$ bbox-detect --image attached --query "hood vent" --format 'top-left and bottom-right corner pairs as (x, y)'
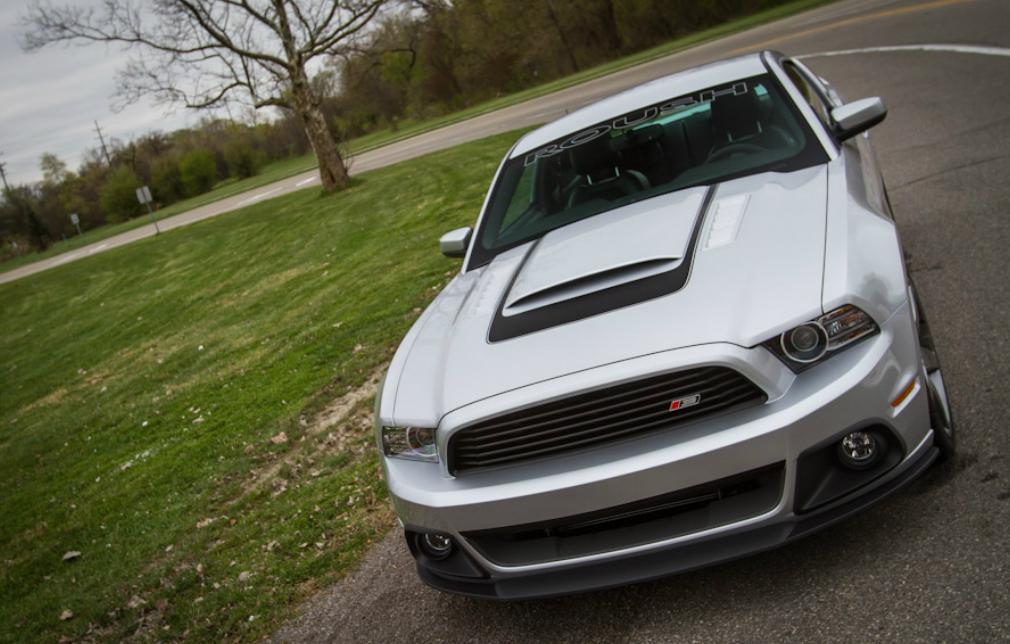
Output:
(503, 257), (681, 316)
(488, 185), (716, 342)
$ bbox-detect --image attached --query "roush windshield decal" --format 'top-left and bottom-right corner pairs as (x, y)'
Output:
(522, 82), (749, 167)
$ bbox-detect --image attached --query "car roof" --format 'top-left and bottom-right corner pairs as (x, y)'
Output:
(510, 53), (769, 158)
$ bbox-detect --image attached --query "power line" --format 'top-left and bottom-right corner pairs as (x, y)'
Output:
(94, 120), (113, 167)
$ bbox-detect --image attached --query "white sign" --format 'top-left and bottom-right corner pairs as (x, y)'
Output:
(69, 213), (80, 225)
(136, 185), (153, 204)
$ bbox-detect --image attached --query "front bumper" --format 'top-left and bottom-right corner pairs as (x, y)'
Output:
(383, 301), (935, 598)
(415, 438), (936, 599)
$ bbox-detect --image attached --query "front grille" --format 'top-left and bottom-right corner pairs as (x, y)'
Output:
(448, 366), (766, 474)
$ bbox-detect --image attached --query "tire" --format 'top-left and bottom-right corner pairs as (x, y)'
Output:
(911, 284), (956, 459)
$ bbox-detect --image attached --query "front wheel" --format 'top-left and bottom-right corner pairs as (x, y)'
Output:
(925, 365), (955, 458)
(913, 285), (956, 459)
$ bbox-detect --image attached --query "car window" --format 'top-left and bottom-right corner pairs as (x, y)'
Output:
(469, 74), (828, 268)
(784, 63), (833, 130)
(500, 165), (536, 230)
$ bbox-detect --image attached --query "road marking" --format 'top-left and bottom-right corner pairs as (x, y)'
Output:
(294, 175), (319, 187)
(235, 186), (284, 207)
(801, 43), (1010, 59)
(732, 0), (974, 53)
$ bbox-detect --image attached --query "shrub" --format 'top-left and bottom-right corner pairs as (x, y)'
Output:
(99, 166), (142, 223)
(179, 149), (217, 197)
(223, 140), (265, 179)
(151, 156), (184, 203)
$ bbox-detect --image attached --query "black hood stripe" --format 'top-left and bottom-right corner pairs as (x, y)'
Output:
(487, 184), (718, 343)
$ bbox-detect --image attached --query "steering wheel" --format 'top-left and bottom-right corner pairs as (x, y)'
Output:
(707, 142), (766, 163)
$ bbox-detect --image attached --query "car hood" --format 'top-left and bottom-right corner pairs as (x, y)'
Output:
(389, 165), (828, 427)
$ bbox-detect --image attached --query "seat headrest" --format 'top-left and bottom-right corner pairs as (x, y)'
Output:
(625, 123), (664, 147)
(710, 92), (764, 142)
(567, 134), (617, 179)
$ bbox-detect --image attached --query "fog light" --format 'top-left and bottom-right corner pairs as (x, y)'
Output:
(837, 431), (881, 469)
(420, 532), (453, 559)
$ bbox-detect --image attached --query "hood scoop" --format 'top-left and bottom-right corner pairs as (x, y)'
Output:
(490, 186), (713, 341)
(503, 257), (681, 316)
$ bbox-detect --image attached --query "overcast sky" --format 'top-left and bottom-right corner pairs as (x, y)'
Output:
(0, 0), (201, 185)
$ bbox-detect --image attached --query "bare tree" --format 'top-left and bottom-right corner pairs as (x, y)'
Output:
(22, 1), (391, 193)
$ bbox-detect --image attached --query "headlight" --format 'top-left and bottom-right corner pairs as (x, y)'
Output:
(381, 426), (438, 462)
(763, 305), (878, 372)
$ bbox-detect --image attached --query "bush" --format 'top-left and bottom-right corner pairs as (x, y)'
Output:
(151, 156), (184, 203)
(223, 140), (265, 179)
(179, 149), (217, 197)
(99, 166), (142, 223)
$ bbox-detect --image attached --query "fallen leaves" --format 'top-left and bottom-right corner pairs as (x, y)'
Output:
(270, 432), (288, 445)
(59, 609), (74, 621)
(62, 551), (81, 562)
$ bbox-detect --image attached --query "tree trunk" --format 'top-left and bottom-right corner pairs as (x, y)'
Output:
(594, 0), (622, 54)
(289, 61), (349, 193)
(545, 0), (580, 73)
(297, 101), (349, 192)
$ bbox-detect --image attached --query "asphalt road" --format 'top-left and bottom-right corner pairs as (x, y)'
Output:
(273, 0), (1010, 642)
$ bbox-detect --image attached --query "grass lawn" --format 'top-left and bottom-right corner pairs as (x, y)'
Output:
(0, 128), (529, 642)
(1, 0), (835, 275)
(0, 155), (321, 273)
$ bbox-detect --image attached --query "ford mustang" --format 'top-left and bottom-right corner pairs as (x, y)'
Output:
(373, 50), (955, 599)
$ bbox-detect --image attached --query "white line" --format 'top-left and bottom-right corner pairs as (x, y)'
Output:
(801, 43), (1010, 60)
(235, 186), (284, 207)
(294, 175), (319, 187)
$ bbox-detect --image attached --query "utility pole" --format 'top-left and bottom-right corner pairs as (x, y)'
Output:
(0, 158), (16, 256)
(0, 157), (10, 194)
(94, 120), (113, 167)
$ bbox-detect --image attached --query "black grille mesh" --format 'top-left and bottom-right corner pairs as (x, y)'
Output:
(449, 366), (766, 474)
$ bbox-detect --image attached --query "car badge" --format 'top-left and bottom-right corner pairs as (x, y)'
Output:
(669, 394), (701, 411)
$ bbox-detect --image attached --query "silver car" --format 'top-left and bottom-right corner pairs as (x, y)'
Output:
(374, 50), (955, 599)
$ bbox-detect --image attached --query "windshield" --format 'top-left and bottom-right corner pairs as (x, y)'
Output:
(469, 74), (827, 268)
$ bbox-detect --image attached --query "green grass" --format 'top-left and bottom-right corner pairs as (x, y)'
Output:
(0, 128), (529, 642)
(0, 155), (321, 273)
(1, 0), (835, 275)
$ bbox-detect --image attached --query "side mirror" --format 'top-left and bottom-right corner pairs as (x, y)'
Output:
(831, 97), (887, 142)
(439, 226), (472, 258)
